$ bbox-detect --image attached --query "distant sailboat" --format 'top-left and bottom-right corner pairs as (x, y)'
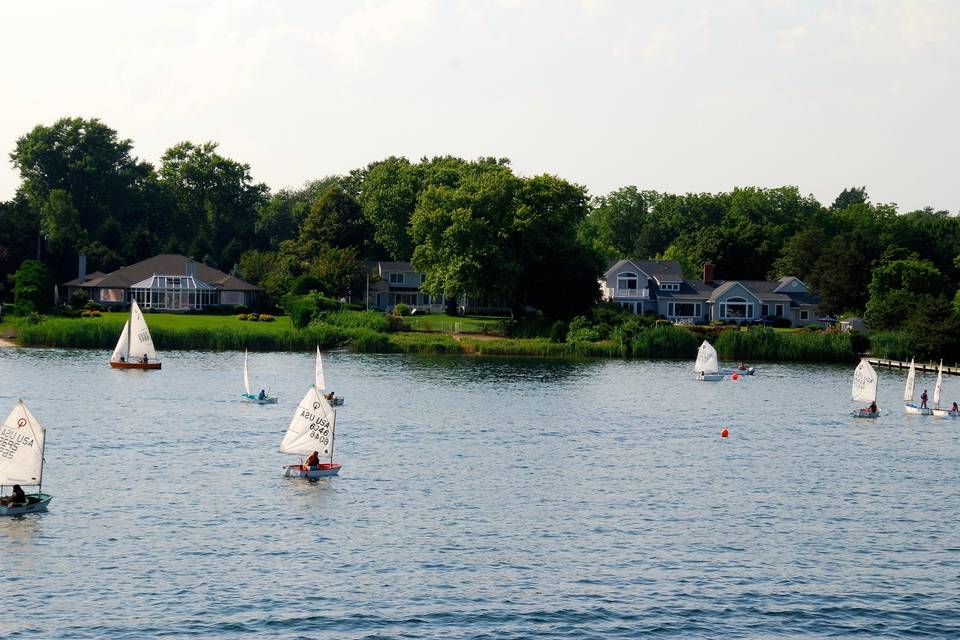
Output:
(0, 400), (52, 516)
(241, 350), (278, 404)
(110, 299), (160, 369)
(280, 385), (341, 477)
(695, 340), (723, 381)
(316, 347), (344, 406)
(903, 358), (931, 415)
(931, 360), (958, 417)
(851, 359), (880, 418)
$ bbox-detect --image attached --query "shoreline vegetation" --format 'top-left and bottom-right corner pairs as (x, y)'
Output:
(4, 310), (876, 363)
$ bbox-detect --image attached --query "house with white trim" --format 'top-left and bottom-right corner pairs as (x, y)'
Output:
(601, 259), (819, 326)
(363, 261), (512, 314)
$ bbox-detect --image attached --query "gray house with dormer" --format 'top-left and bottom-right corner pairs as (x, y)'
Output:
(601, 259), (819, 327)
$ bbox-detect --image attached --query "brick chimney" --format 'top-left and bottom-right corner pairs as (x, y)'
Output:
(702, 262), (714, 284)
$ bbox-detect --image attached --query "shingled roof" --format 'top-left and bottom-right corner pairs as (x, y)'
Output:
(65, 254), (259, 291)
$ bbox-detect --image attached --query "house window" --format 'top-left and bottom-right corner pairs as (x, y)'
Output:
(761, 304), (769, 317)
(100, 288), (125, 302)
(800, 310), (809, 320)
(389, 272), (405, 284)
(775, 304), (784, 317)
(723, 297), (753, 320)
(616, 272), (639, 295)
(672, 302), (696, 317)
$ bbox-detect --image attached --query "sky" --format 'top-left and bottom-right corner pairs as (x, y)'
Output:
(1, 0), (958, 212)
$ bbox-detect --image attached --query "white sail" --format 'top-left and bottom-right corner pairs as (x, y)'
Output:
(0, 400), (46, 486)
(851, 360), (878, 403)
(129, 299), (157, 362)
(934, 360), (944, 407)
(279, 386), (336, 460)
(694, 340), (719, 374)
(243, 350), (251, 395)
(315, 346), (326, 392)
(904, 358), (916, 402)
(110, 320), (130, 362)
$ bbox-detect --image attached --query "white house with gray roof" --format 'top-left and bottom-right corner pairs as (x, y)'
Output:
(601, 259), (819, 327)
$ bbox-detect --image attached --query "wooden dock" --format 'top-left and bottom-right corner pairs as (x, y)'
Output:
(867, 359), (960, 376)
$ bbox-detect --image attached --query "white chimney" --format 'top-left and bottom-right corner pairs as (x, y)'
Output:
(78, 254), (87, 284)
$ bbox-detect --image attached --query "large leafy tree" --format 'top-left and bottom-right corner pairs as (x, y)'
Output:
(13, 259), (54, 315)
(865, 257), (949, 329)
(159, 141), (268, 268)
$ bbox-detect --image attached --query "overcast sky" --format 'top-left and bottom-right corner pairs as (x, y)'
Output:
(2, 0), (958, 212)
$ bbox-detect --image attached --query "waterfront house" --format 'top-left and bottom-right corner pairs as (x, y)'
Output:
(601, 259), (819, 327)
(363, 261), (510, 314)
(62, 254), (260, 310)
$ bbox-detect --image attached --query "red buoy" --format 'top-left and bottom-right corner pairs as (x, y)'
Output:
(732, 373), (739, 380)
(721, 428), (729, 438)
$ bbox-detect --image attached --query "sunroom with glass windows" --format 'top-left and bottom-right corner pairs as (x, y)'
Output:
(129, 275), (219, 311)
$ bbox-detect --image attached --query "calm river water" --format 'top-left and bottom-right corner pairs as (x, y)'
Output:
(2, 348), (959, 638)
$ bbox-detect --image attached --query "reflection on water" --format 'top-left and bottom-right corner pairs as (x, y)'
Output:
(2, 347), (959, 639)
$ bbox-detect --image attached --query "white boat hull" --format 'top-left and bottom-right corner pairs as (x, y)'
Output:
(0, 493), (52, 516)
(931, 408), (959, 418)
(283, 463), (341, 478)
(242, 394), (278, 405)
(904, 402), (932, 416)
(697, 373), (723, 382)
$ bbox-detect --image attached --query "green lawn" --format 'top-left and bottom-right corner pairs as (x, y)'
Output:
(401, 314), (504, 335)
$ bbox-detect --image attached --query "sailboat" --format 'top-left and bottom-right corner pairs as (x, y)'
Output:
(903, 358), (931, 415)
(851, 359), (880, 418)
(241, 349), (278, 404)
(931, 360), (958, 417)
(279, 385), (341, 477)
(316, 347), (344, 406)
(695, 340), (723, 381)
(109, 299), (160, 369)
(0, 400), (52, 516)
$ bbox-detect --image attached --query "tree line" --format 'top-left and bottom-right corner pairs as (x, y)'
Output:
(2, 117), (959, 344)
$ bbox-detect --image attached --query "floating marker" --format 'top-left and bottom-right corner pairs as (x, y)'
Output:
(732, 373), (739, 380)
(720, 428), (729, 438)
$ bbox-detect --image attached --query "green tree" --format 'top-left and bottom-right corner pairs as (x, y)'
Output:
(13, 259), (54, 315)
(831, 186), (868, 210)
(356, 156), (422, 260)
(865, 258), (948, 329)
(310, 246), (363, 298)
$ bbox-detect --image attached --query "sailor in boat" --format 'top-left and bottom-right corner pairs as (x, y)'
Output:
(258, 389), (266, 401)
(867, 401), (878, 415)
(0, 484), (26, 507)
(305, 450), (320, 471)
(921, 389), (929, 409)
(324, 391), (335, 402)
(738, 362), (749, 371)
(141, 353), (149, 364)
(953, 402), (959, 413)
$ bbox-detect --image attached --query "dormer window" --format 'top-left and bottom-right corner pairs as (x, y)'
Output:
(659, 282), (680, 291)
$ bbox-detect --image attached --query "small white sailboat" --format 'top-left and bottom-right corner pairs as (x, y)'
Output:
(241, 350), (278, 404)
(930, 360), (958, 417)
(280, 385), (341, 477)
(851, 359), (880, 418)
(903, 358), (932, 415)
(695, 340), (723, 381)
(0, 400), (52, 516)
(110, 299), (160, 369)
(316, 346), (344, 406)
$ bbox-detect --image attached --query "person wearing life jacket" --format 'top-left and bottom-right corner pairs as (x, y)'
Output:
(305, 451), (320, 471)
(0, 484), (26, 506)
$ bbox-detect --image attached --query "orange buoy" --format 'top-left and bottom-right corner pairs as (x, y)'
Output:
(732, 373), (739, 380)
(720, 428), (729, 438)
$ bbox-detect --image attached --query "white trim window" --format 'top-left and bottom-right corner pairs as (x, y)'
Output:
(616, 272), (639, 296)
(775, 303), (784, 317)
(659, 282), (681, 291)
(800, 310), (809, 321)
(389, 272), (405, 284)
(722, 297), (753, 320)
(668, 302), (701, 317)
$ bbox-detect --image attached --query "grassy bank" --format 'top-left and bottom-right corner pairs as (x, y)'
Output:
(10, 311), (861, 363)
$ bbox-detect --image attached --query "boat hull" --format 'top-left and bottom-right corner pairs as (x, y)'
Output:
(697, 373), (723, 382)
(720, 368), (755, 376)
(328, 397), (345, 407)
(0, 493), (52, 516)
(852, 409), (880, 419)
(110, 361), (161, 370)
(931, 408), (959, 418)
(283, 463), (341, 478)
(904, 402), (932, 416)
(242, 394), (278, 404)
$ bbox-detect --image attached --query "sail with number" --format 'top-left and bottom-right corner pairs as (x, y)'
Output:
(110, 320), (130, 362)
(243, 350), (251, 395)
(852, 360), (878, 403)
(128, 299), (156, 361)
(315, 347), (326, 392)
(694, 341), (719, 374)
(934, 360), (944, 407)
(280, 386), (336, 461)
(0, 400), (45, 486)
(904, 358), (916, 402)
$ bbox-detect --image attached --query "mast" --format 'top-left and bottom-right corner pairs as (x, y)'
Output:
(329, 410), (336, 464)
(125, 307), (132, 360)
